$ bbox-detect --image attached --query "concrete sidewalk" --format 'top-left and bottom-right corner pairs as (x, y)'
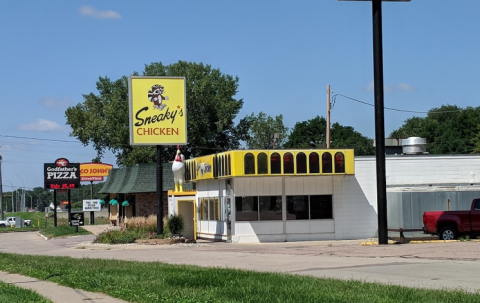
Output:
(0, 271), (127, 303)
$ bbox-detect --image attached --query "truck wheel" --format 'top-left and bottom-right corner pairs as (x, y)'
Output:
(439, 226), (457, 240)
(0, 224), (4, 228)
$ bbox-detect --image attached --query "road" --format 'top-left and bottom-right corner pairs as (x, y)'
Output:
(1, 231), (480, 293)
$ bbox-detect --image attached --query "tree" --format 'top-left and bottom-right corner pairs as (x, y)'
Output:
(65, 61), (248, 165)
(390, 105), (480, 154)
(243, 112), (289, 149)
(284, 116), (375, 155)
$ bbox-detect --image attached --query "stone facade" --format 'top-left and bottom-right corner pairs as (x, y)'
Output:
(135, 192), (168, 217)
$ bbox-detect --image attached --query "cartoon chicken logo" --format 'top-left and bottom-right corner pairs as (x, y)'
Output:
(148, 84), (169, 110)
(172, 145), (185, 192)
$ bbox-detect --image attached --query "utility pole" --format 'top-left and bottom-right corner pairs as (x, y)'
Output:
(326, 85), (331, 149)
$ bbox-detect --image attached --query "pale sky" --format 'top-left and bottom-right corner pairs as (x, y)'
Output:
(1, 1), (479, 190)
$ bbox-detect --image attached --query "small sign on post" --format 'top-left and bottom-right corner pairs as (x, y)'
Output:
(69, 212), (84, 227)
(83, 199), (101, 212)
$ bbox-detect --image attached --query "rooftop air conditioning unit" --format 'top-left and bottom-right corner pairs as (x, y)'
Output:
(401, 137), (428, 155)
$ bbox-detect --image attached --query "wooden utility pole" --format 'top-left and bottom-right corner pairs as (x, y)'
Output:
(326, 85), (331, 149)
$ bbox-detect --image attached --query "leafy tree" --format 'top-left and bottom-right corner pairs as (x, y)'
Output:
(243, 112), (289, 149)
(390, 105), (480, 154)
(284, 116), (375, 155)
(65, 61), (248, 165)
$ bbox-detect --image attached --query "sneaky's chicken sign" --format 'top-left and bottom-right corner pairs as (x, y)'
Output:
(129, 77), (187, 145)
(44, 158), (81, 189)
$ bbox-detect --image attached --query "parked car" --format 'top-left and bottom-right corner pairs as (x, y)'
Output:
(423, 198), (480, 240)
(0, 217), (31, 227)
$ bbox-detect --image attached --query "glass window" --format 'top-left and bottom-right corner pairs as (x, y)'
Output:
(283, 152), (294, 174)
(310, 195), (333, 219)
(271, 153), (281, 174)
(475, 199), (480, 210)
(209, 198), (219, 220)
(257, 153), (268, 174)
(286, 196), (309, 220)
(322, 152), (332, 174)
(235, 196), (258, 221)
(309, 152), (319, 174)
(287, 195), (333, 220)
(201, 198), (208, 220)
(296, 152), (307, 174)
(244, 153), (255, 175)
(334, 152), (345, 173)
(259, 196), (282, 221)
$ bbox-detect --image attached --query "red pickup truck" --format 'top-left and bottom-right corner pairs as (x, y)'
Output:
(423, 199), (480, 240)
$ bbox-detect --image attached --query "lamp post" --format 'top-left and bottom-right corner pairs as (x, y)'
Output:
(3, 180), (14, 213)
(12, 173), (26, 212)
(337, 0), (410, 244)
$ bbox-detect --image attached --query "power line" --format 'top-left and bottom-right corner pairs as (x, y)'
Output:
(332, 93), (469, 114)
(0, 135), (81, 143)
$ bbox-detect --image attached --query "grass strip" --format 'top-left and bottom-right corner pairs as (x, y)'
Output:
(0, 253), (479, 303)
(0, 280), (52, 303)
(39, 225), (91, 239)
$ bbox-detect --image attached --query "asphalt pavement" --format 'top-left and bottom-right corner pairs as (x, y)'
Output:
(1, 226), (480, 303)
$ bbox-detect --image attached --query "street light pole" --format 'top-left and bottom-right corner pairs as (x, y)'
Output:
(3, 180), (14, 213)
(12, 173), (26, 212)
(338, 0), (410, 245)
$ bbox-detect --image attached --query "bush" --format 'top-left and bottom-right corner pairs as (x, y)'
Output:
(125, 215), (157, 233)
(167, 215), (184, 235)
(93, 229), (139, 244)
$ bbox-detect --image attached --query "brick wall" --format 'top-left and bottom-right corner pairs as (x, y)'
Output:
(135, 192), (168, 217)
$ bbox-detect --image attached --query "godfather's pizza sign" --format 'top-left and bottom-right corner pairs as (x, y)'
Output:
(44, 158), (81, 190)
(128, 77), (187, 145)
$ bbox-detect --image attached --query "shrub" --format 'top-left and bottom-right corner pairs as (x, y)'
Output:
(93, 229), (139, 244)
(167, 215), (184, 235)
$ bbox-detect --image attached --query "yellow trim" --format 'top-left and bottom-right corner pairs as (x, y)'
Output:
(176, 199), (197, 240)
(185, 149), (355, 181)
(168, 190), (197, 196)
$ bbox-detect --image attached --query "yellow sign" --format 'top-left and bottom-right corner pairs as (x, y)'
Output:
(80, 163), (113, 181)
(129, 77), (187, 145)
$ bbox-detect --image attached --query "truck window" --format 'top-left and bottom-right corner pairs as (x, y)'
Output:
(475, 199), (480, 210)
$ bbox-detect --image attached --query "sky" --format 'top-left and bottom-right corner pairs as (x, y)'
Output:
(0, 0), (479, 191)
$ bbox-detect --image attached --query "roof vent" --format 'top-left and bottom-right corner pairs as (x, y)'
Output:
(401, 137), (428, 155)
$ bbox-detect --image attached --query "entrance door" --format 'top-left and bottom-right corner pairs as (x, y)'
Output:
(178, 200), (195, 239)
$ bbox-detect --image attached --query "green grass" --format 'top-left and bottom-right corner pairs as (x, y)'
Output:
(0, 280), (52, 303)
(39, 225), (91, 239)
(0, 253), (479, 303)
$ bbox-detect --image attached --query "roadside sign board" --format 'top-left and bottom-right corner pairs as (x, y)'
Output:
(44, 158), (80, 190)
(69, 212), (84, 226)
(45, 207), (50, 218)
(128, 76), (187, 145)
(80, 163), (113, 181)
(83, 199), (101, 212)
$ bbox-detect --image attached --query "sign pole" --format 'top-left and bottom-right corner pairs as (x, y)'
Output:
(156, 145), (164, 235)
(53, 190), (57, 227)
(90, 181), (94, 225)
(67, 189), (71, 227)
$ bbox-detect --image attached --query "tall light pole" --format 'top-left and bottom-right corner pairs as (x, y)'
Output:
(338, 0), (410, 244)
(13, 173), (26, 212)
(3, 180), (14, 213)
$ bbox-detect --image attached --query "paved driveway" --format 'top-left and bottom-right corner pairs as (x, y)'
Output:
(1, 231), (480, 293)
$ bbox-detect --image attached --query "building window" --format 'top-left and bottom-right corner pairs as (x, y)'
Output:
(283, 152), (294, 174)
(310, 195), (333, 219)
(287, 195), (333, 220)
(271, 153), (281, 174)
(235, 196), (282, 221)
(235, 196), (258, 221)
(296, 152), (307, 174)
(334, 152), (345, 173)
(244, 153), (255, 175)
(209, 198), (220, 220)
(322, 152), (332, 173)
(257, 153), (268, 174)
(309, 152), (319, 174)
(259, 196), (282, 221)
(201, 198), (208, 220)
